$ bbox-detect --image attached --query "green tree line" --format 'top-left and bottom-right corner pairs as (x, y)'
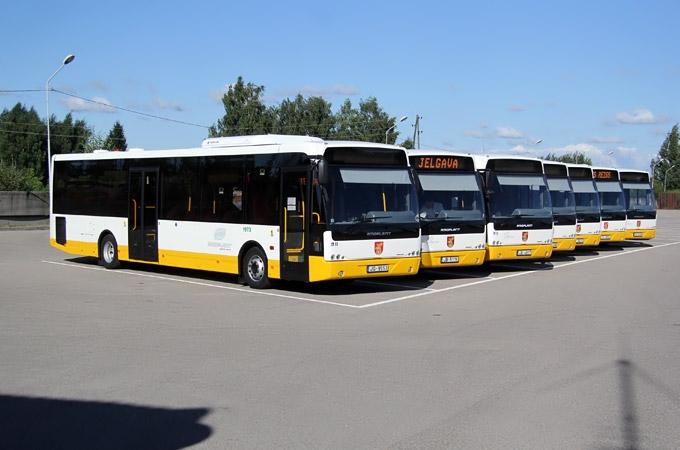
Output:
(0, 102), (127, 190)
(210, 76), (411, 145)
(651, 124), (680, 191)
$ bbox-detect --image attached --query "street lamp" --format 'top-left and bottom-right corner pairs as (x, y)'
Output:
(664, 164), (677, 192)
(385, 115), (408, 144)
(46, 54), (75, 184)
(651, 157), (668, 189)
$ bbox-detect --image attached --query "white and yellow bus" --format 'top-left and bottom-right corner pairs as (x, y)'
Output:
(474, 156), (553, 261)
(543, 161), (577, 252)
(408, 151), (486, 268)
(592, 167), (627, 243)
(620, 169), (657, 240)
(566, 164), (601, 246)
(50, 135), (422, 288)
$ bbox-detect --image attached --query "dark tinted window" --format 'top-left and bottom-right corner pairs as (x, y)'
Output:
(246, 159), (280, 225)
(161, 157), (200, 221)
(200, 156), (244, 223)
(53, 159), (127, 216)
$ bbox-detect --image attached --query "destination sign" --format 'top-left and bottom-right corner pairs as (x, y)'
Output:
(620, 171), (649, 183)
(567, 167), (592, 180)
(409, 156), (473, 171)
(593, 169), (618, 180)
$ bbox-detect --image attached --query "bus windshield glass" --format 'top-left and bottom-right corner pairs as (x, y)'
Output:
(622, 182), (656, 211)
(595, 180), (626, 212)
(487, 174), (552, 219)
(571, 179), (600, 214)
(546, 177), (576, 216)
(325, 167), (418, 224)
(416, 173), (484, 221)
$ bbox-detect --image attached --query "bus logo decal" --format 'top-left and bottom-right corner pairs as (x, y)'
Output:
(637, 220), (641, 227)
(522, 231), (528, 242)
(576, 224), (582, 233)
(604, 222), (609, 230)
(374, 241), (384, 255)
(447, 236), (455, 248)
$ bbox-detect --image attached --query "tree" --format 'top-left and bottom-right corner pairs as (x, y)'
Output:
(400, 138), (414, 149)
(331, 97), (399, 143)
(543, 152), (592, 166)
(0, 103), (46, 183)
(209, 77), (273, 137)
(271, 95), (334, 138)
(651, 124), (680, 190)
(104, 121), (127, 151)
(0, 161), (43, 191)
(50, 113), (92, 155)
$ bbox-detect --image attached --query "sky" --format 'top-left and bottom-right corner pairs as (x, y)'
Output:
(1, 0), (679, 170)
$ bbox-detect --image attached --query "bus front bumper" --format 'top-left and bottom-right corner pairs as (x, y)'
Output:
(575, 234), (600, 247)
(485, 244), (553, 261)
(552, 238), (577, 252)
(599, 231), (627, 243)
(420, 249), (486, 268)
(308, 256), (421, 282)
(625, 228), (656, 240)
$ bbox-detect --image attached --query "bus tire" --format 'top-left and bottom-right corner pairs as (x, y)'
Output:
(99, 234), (121, 269)
(243, 247), (271, 289)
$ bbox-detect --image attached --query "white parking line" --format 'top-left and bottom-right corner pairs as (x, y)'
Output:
(354, 279), (438, 291)
(356, 241), (680, 309)
(41, 260), (362, 309)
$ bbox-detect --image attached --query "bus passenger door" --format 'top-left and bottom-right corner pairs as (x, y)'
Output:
(280, 169), (309, 281)
(128, 168), (159, 262)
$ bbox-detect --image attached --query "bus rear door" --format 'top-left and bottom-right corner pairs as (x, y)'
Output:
(280, 168), (310, 281)
(128, 167), (159, 262)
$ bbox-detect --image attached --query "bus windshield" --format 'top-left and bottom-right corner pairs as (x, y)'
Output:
(622, 182), (656, 211)
(416, 173), (484, 221)
(487, 173), (552, 219)
(571, 179), (600, 214)
(325, 167), (418, 224)
(546, 177), (576, 216)
(596, 180), (626, 212)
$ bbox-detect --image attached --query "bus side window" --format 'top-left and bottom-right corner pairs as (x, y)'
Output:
(162, 157), (199, 221)
(200, 156), (244, 223)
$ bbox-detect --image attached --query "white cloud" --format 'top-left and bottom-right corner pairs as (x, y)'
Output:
(509, 144), (533, 154)
(296, 84), (360, 97)
(615, 108), (667, 124)
(496, 126), (523, 139)
(588, 136), (624, 144)
(62, 96), (116, 113)
(549, 143), (616, 167)
(464, 130), (484, 138)
(616, 146), (637, 157)
(508, 104), (528, 112)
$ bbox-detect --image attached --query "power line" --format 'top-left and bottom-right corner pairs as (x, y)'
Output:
(0, 128), (126, 141)
(52, 89), (210, 129)
(0, 89), (46, 93)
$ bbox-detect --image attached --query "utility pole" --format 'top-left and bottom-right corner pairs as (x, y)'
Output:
(412, 115), (422, 149)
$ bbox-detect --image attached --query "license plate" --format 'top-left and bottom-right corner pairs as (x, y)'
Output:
(601, 235), (611, 240)
(634, 232), (643, 237)
(576, 238), (584, 244)
(516, 249), (532, 256)
(367, 264), (389, 273)
(440, 256), (459, 264)
(552, 243), (558, 249)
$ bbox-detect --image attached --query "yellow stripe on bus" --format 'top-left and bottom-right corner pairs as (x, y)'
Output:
(308, 256), (420, 282)
(625, 229), (656, 240)
(420, 249), (486, 268)
(485, 244), (553, 261)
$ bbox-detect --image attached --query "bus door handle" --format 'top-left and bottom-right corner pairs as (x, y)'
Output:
(132, 199), (138, 230)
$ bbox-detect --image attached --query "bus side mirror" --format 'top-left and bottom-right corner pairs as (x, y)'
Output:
(318, 160), (328, 184)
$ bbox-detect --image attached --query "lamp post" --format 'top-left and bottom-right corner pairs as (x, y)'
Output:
(385, 116), (408, 144)
(651, 157), (667, 189)
(664, 164), (677, 192)
(46, 54), (75, 184)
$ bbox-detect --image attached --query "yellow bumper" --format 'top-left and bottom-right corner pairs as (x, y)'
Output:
(625, 229), (656, 240)
(575, 234), (600, 247)
(308, 256), (420, 282)
(552, 237), (577, 252)
(485, 244), (553, 261)
(599, 230), (627, 243)
(420, 249), (486, 268)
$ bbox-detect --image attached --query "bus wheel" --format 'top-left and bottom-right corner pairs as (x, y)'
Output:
(99, 234), (121, 269)
(243, 247), (271, 289)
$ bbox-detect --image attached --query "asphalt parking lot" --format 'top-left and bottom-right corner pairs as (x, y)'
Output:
(2, 211), (680, 449)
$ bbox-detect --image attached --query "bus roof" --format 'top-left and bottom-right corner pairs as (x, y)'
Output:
(405, 149), (472, 158)
(53, 135), (407, 162)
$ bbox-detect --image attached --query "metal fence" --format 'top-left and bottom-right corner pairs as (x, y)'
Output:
(656, 192), (680, 209)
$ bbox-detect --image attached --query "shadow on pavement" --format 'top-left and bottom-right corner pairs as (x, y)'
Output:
(0, 394), (211, 450)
